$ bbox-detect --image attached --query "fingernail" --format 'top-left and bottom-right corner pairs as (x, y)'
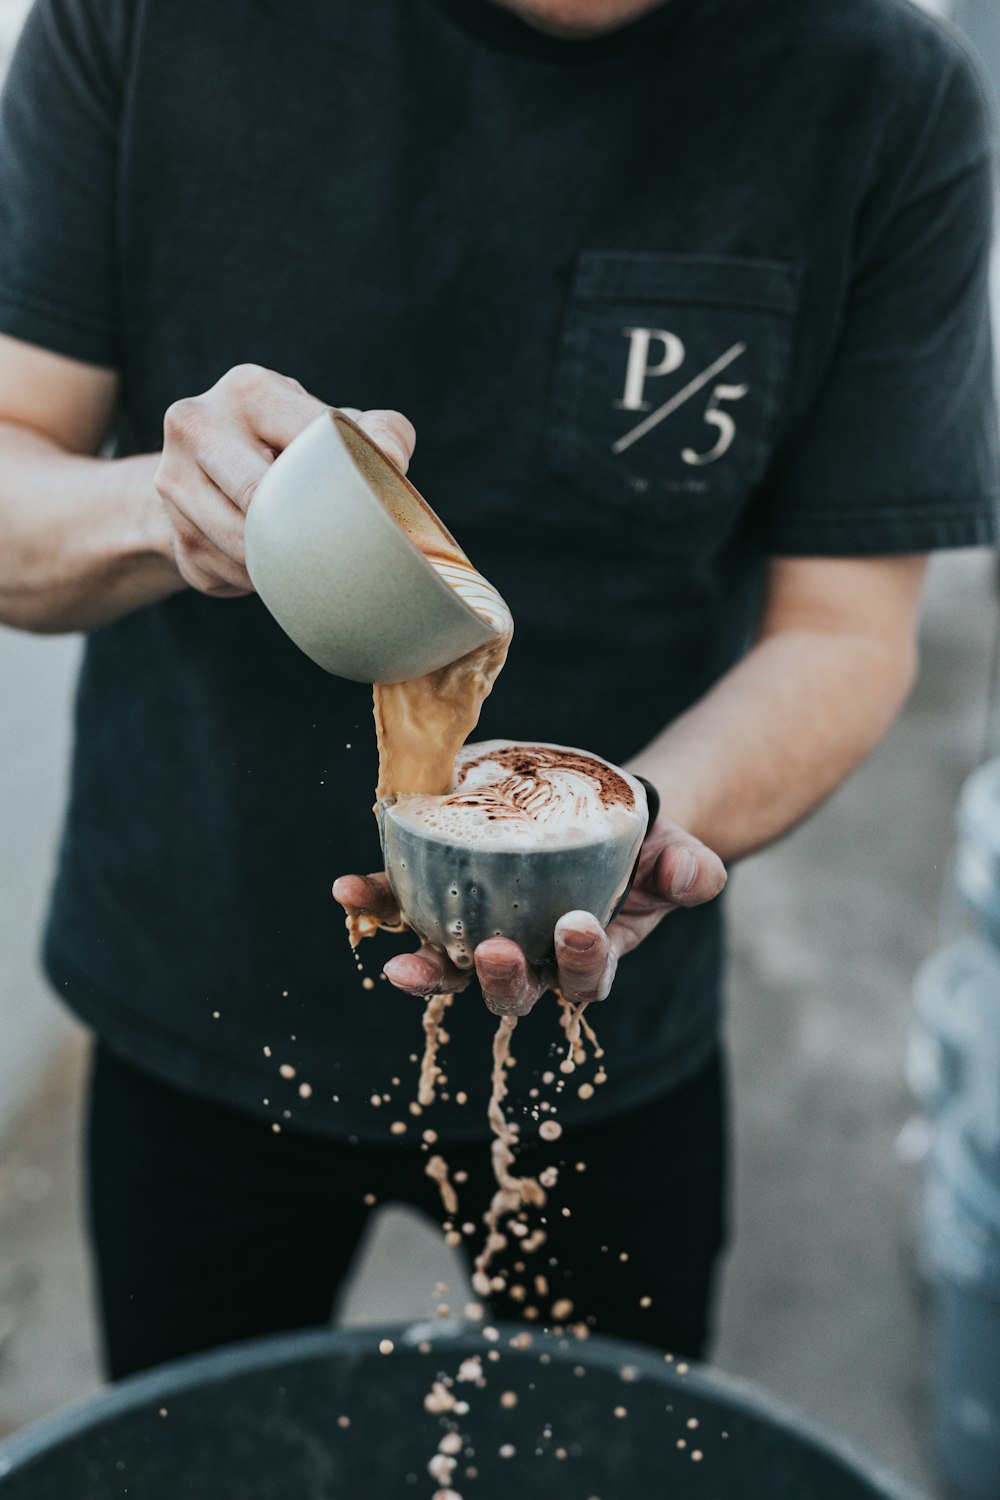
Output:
(384, 956), (434, 987)
(673, 848), (698, 895)
(562, 932), (596, 953)
(485, 993), (534, 1018)
(479, 959), (517, 980)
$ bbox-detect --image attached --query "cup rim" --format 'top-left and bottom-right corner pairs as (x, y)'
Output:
(378, 742), (650, 853)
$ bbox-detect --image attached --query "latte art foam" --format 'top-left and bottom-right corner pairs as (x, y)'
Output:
(426, 553), (511, 640)
(387, 741), (647, 851)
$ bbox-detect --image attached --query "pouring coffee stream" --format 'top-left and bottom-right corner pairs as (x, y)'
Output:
(246, 403), (650, 1147)
(373, 552), (513, 804)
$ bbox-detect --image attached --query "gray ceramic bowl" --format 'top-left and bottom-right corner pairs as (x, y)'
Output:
(377, 756), (651, 969)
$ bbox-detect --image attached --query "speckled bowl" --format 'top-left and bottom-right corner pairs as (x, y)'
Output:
(378, 764), (655, 970)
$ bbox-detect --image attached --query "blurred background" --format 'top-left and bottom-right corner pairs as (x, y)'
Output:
(0, 1), (998, 1497)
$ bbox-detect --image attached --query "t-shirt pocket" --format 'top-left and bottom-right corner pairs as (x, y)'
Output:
(546, 252), (801, 550)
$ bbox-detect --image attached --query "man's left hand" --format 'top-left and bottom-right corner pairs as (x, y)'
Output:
(332, 818), (726, 1018)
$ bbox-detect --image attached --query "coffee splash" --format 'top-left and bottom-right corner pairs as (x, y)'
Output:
(374, 554), (512, 802)
(350, 533), (631, 1481)
(471, 1015), (548, 1299)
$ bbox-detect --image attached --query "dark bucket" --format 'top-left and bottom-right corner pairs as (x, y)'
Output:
(0, 1323), (928, 1500)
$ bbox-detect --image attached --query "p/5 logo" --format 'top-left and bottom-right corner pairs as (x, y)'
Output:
(613, 326), (749, 467)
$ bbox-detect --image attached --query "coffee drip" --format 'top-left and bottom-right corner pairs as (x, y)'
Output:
(373, 553), (512, 803)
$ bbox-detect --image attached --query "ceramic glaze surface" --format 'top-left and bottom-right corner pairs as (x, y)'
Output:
(244, 410), (495, 683)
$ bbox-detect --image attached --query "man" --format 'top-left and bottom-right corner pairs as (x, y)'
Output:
(0, 0), (996, 1380)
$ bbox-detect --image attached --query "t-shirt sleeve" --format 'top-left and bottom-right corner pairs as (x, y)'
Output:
(0, 0), (129, 368)
(759, 43), (1000, 556)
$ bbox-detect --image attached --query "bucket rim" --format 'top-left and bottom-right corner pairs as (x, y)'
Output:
(0, 1321), (931, 1499)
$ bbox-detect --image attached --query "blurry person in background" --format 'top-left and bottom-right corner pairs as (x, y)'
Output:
(0, 0), (996, 1381)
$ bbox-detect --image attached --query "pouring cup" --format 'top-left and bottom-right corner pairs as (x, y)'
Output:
(244, 409), (496, 683)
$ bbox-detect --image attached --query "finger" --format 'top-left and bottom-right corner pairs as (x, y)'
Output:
(223, 365), (329, 451)
(194, 423), (275, 515)
(157, 463), (253, 575)
(383, 943), (471, 996)
(553, 910), (618, 1003)
(354, 408), (417, 474)
(171, 551), (253, 598)
(332, 873), (401, 924)
(651, 836), (728, 909)
(164, 514), (255, 595)
(474, 937), (545, 1018)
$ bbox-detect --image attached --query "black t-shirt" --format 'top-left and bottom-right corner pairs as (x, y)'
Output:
(0, 0), (997, 1142)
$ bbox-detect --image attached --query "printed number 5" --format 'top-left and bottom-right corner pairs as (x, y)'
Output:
(681, 383), (748, 467)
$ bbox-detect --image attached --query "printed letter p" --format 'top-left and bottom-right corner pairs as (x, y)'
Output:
(615, 328), (685, 412)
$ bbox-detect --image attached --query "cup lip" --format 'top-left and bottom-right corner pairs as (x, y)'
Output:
(330, 408), (498, 648)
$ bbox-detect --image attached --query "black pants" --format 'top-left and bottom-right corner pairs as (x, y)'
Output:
(86, 1045), (728, 1380)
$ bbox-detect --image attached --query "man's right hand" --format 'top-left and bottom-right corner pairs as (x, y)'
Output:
(0, 336), (416, 633)
(155, 364), (417, 598)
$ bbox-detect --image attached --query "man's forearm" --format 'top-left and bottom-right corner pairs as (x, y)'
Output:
(0, 421), (183, 632)
(628, 624), (919, 866)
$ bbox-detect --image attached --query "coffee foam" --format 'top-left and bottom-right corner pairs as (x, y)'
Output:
(385, 740), (647, 851)
(426, 554), (511, 640)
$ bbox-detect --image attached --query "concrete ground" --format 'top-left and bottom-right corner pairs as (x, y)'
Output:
(1, 550), (997, 1499)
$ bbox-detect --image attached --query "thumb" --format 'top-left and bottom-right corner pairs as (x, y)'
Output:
(353, 408), (417, 475)
(651, 830), (728, 909)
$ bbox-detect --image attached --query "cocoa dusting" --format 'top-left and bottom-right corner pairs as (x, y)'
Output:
(455, 743), (635, 811)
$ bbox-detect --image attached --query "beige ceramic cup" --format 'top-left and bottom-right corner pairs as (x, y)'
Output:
(244, 409), (496, 684)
